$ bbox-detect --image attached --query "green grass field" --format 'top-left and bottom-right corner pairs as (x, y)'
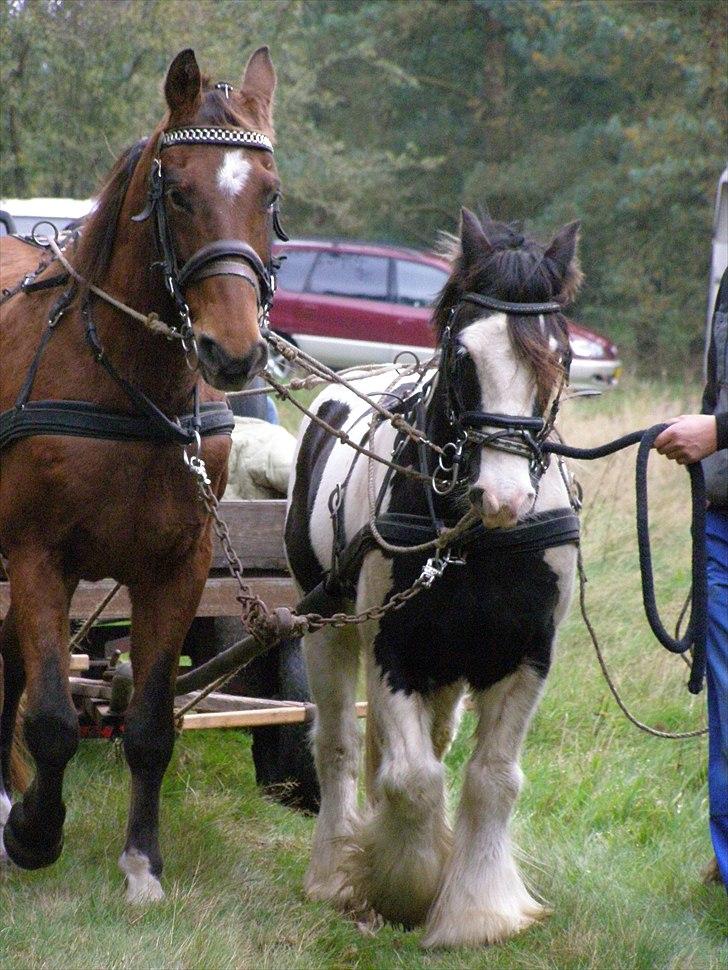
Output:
(1, 380), (726, 969)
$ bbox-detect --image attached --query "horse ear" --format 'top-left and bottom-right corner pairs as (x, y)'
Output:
(241, 46), (277, 126)
(460, 207), (492, 262)
(164, 49), (202, 115)
(544, 220), (583, 301)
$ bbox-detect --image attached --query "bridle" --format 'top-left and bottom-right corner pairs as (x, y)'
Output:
(432, 292), (571, 496)
(131, 121), (289, 355)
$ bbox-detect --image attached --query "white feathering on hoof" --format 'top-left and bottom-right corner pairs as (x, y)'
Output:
(119, 848), (165, 904)
(0, 792), (11, 864)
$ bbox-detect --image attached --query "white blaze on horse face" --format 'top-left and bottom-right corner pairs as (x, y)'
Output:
(460, 314), (537, 525)
(217, 150), (251, 198)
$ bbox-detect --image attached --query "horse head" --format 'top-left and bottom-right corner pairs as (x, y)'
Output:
(74, 48), (281, 392)
(433, 208), (582, 528)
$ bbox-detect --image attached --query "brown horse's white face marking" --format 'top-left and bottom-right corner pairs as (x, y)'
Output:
(160, 47), (279, 391)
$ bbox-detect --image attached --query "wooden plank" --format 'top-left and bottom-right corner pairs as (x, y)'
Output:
(209, 500), (288, 570)
(181, 702), (370, 730)
(181, 707), (313, 729)
(0, 575), (298, 621)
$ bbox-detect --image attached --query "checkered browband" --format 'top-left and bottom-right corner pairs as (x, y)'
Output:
(161, 127), (274, 153)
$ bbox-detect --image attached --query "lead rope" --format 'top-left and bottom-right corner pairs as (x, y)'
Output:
(576, 550), (707, 739)
(46, 237), (182, 340)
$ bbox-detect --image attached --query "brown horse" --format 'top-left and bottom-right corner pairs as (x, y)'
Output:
(0, 47), (280, 901)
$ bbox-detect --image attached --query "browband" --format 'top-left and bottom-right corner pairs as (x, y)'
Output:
(461, 292), (562, 315)
(161, 127), (273, 153)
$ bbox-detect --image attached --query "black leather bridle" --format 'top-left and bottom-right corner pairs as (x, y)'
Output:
(433, 292), (571, 495)
(132, 124), (289, 350)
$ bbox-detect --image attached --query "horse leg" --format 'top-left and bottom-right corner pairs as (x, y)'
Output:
(349, 643), (453, 928)
(119, 563), (206, 904)
(1, 555), (78, 870)
(303, 624), (360, 907)
(0, 609), (27, 861)
(423, 663), (548, 948)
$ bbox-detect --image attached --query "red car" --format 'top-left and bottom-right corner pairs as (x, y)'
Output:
(269, 239), (621, 389)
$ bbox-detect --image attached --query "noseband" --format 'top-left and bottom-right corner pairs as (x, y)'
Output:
(433, 292), (570, 495)
(132, 123), (288, 348)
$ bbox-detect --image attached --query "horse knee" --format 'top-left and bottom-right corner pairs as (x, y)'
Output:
(379, 758), (444, 820)
(23, 705), (79, 768)
(464, 758), (523, 818)
(312, 719), (360, 778)
(123, 708), (175, 776)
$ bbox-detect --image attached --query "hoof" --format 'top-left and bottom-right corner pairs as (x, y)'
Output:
(422, 899), (549, 948)
(2, 806), (63, 870)
(119, 848), (165, 904)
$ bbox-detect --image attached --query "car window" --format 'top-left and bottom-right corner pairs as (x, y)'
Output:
(308, 252), (389, 301)
(394, 260), (448, 307)
(275, 249), (317, 293)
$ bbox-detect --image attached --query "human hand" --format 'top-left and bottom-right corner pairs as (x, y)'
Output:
(653, 414), (718, 464)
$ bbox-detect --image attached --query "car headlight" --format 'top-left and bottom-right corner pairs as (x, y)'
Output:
(569, 335), (607, 359)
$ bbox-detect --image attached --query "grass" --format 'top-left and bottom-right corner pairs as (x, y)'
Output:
(1, 378), (726, 969)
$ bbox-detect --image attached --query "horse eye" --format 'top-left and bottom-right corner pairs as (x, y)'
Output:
(167, 188), (188, 211)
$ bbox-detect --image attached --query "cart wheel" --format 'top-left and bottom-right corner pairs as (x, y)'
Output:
(184, 617), (320, 812)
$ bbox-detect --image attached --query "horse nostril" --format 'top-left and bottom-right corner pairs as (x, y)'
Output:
(248, 340), (268, 379)
(197, 334), (222, 369)
(469, 487), (484, 508)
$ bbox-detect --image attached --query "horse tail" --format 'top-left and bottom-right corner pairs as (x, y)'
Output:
(9, 696), (31, 794)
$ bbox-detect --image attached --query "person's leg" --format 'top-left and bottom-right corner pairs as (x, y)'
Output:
(705, 509), (728, 888)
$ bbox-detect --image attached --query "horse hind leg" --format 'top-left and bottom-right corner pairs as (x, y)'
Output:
(1, 558), (79, 870)
(303, 623), (361, 908)
(423, 663), (548, 948)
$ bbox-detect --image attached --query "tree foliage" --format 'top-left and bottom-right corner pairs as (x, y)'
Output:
(1, 0), (725, 374)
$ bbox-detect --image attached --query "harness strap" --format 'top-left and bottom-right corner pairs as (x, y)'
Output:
(0, 400), (234, 451)
(460, 292), (562, 315)
(325, 507), (580, 599)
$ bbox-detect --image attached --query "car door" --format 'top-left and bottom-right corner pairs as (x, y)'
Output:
(293, 250), (397, 367)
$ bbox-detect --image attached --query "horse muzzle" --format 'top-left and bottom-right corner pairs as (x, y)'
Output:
(196, 335), (268, 391)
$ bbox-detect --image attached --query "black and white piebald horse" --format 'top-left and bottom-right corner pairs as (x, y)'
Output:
(285, 209), (583, 947)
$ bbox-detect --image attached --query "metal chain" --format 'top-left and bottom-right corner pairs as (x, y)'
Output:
(187, 456), (436, 643)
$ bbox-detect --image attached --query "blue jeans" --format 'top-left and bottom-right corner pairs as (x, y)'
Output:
(706, 509), (728, 887)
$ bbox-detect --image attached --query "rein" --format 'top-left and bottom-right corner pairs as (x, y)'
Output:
(543, 426), (708, 695)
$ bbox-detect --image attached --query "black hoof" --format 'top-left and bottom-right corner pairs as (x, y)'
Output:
(3, 805), (64, 870)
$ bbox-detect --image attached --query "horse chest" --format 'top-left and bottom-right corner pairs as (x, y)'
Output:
(371, 547), (560, 694)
